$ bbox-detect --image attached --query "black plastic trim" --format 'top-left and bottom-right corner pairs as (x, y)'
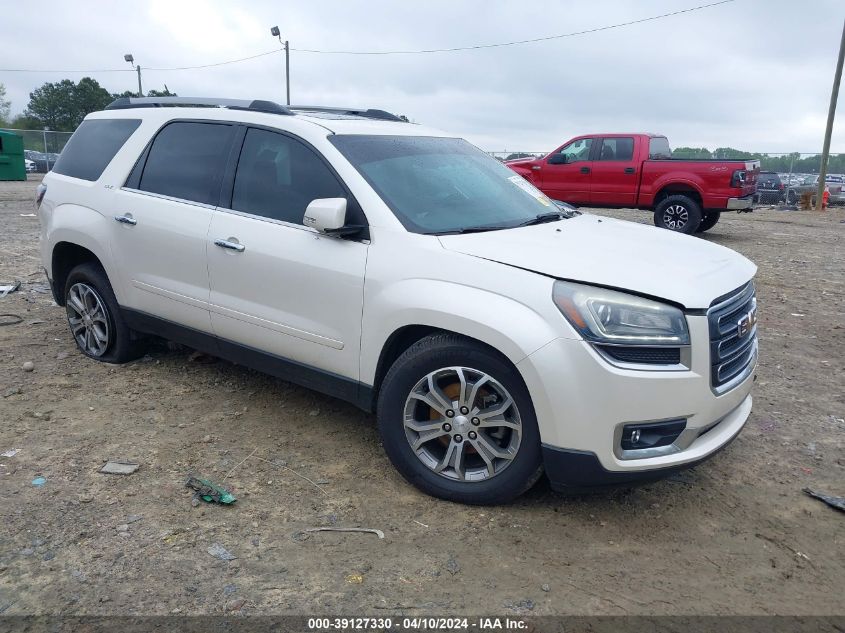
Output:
(541, 423), (742, 493)
(121, 308), (374, 411)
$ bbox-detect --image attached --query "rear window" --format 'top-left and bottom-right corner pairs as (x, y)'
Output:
(52, 119), (141, 181)
(137, 122), (235, 205)
(648, 137), (672, 159)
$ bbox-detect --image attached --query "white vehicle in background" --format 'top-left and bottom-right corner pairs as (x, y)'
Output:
(36, 97), (758, 504)
(25, 158), (37, 173)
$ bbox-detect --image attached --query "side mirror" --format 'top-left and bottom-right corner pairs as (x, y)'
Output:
(303, 198), (347, 233)
(548, 153), (568, 165)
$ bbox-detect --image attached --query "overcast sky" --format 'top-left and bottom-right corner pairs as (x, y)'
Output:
(2, 0), (843, 153)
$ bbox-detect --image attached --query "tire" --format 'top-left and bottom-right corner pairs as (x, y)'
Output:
(787, 190), (797, 205)
(64, 262), (145, 363)
(377, 333), (543, 505)
(653, 194), (702, 234)
(696, 211), (721, 233)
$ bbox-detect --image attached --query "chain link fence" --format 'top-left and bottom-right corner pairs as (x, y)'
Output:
(487, 149), (845, 208)
(1, 128), (74, 172)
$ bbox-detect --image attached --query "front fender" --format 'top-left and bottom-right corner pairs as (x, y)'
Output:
(360, 276), (564, 385)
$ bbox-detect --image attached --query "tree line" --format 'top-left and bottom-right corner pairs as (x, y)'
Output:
(671, 147), (844, 174)
(0, 79), (840, 173)
(0, 78), (175, 132)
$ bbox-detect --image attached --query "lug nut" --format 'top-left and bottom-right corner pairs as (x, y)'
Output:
(468, 431), (477, 440)
(454, 434), (463, 443)
(445, 410), (455, 418)
(443, 423), (452, 432)
(460, 406), (469, 415)
(471, 417), (480, 426)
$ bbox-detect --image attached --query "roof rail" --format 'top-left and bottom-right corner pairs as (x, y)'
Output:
(105, 97), (293, 115)
(289, 105), (405, 122)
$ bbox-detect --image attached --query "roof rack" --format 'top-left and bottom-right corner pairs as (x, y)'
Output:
(105, 97), (293, 115)
(289, 106), (405, 122)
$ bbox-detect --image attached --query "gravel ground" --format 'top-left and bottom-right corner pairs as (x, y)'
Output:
(0, 176), (843, 616)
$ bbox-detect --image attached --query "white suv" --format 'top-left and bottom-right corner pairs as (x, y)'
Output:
(37, 97), (758, 504)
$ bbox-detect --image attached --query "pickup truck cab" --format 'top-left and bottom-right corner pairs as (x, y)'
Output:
(37, 100), (758, 504)
(506, 133), (760, 234)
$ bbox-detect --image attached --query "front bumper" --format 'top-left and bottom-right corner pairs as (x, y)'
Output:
(517, 314), (755, 490)
(726, 194), (755, 210)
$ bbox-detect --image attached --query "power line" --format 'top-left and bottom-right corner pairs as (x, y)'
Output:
(293, 0), (736, 55)
(0, 0), (735, 73)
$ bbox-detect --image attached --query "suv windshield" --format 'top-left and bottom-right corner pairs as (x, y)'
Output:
(329, 135), (563, 234)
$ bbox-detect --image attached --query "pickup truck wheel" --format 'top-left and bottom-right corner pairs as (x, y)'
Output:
(653, 195), (702, 234)
(64, 263), (145, 363)
(696, 211), (721, 233)
(377, 333), (543, 505)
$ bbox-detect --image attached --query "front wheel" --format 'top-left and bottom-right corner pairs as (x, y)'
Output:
(653, 195), (702, 234)
(377, 334), (543, 505)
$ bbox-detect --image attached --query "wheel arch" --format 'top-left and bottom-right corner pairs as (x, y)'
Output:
(51, 242), (105, 306)
(654, 182), (704, 208)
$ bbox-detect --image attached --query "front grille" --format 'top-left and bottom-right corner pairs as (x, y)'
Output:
(708, 282), (757, 391)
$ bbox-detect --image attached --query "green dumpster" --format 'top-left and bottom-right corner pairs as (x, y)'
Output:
(0, 130), (27, 181)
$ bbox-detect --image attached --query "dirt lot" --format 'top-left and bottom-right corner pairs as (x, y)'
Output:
(0, 175), (843, 617)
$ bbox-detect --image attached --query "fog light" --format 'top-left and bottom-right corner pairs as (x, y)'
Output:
(621, 419), (686, 451)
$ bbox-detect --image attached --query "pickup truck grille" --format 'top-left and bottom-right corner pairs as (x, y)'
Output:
(708, 282), (757, 392)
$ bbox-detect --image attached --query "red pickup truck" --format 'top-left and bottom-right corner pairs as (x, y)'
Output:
(506, 134), (760, 233)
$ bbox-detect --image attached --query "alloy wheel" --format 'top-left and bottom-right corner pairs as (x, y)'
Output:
(664, 204), (689, 230)
(402, 366), (522, 482)
(66, 282), (111, 357)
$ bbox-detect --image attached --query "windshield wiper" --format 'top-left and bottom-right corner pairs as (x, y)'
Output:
(432, 224), (511, 235)
(515, 212), (566, 227)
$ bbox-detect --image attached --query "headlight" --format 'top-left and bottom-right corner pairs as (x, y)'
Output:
(552, 280), (689, 346)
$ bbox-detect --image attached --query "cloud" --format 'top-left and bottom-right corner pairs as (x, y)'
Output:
(2, 0), (843, 153)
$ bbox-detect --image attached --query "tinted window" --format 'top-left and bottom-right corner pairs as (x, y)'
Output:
(557, 138), (592, 163)
(232, 128), (346, 225)
(598, 137), (634, 161)
(139, 122), (234, 205)
(52, 119), (141, 181)
(648, 137), (672, 159)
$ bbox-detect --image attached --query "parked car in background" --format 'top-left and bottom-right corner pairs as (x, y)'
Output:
(28, 151), (59, 173)
(754, 171), (784, 204)
(36, 97), (758, 504)
(506, 133), (760, 234)
(789, 174), (845, 205)
(25, 158), (37, 173)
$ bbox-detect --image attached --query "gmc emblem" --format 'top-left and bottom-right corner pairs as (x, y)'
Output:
(737, 307), (757, 338)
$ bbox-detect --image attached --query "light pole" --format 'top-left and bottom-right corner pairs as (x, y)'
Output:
(124, 54), (143, 97)
(270, 26), (290, 105)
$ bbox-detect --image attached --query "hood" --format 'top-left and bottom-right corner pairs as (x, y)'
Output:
(438, 215), (756, 309)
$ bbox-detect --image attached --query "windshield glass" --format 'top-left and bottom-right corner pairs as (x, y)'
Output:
(329, 135), (560, 234)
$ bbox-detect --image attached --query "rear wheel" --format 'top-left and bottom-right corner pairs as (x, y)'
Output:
(64, 263), (145, 363)
(377, 334), (543, 505)
(653, 194), (702, 234)
(696, 211), (721, 233)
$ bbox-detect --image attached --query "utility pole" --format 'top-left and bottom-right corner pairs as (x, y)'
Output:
(817, 18), (845, 210)
(137, 65), (143, 98)
(285, 41), (290, 105)
(271, 27), (290, 105)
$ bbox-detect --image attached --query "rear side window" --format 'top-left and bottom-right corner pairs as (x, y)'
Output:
(231, 127), (346, 225)
(598, 137), (634, 161)
(138, 122), (235, 205)
(52, 119), (141, 181)
(648, 137), (672, 159)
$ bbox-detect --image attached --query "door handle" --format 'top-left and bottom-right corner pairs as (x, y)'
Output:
(580, 167), (591, 174)
(114, 214), (137, 226)
(624, 167), (636, 174)
(214, 239), (245, 252)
